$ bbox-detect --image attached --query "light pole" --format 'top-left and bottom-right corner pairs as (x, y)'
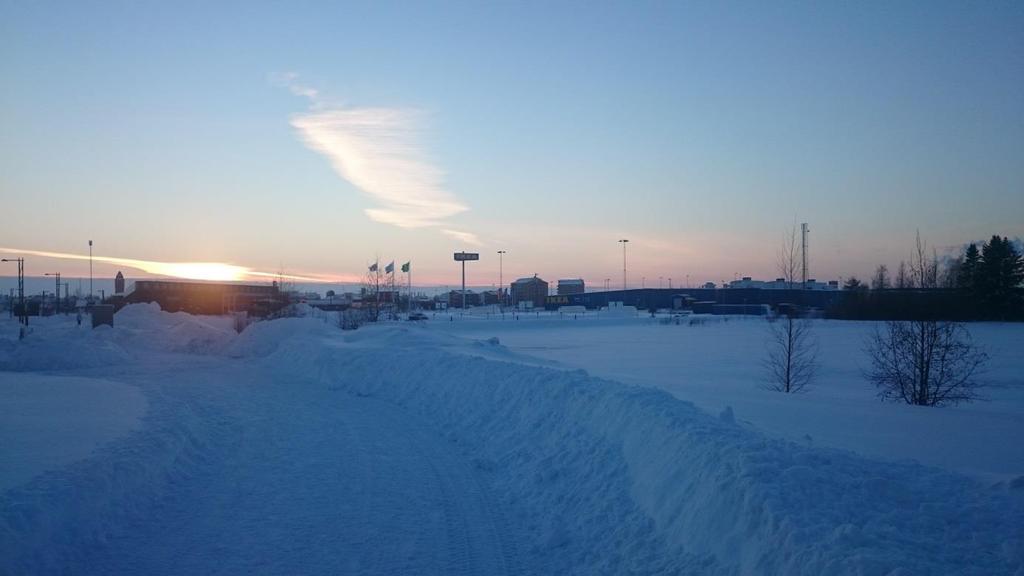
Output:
(669, 277), (672, 289)
(618, 239), (629, 290)
(641, 276), (645, 289)
(2, 258), (26, 326)
(45, 272), (60, 314)
(88, 240), (93, 301)
(604, 278), (610, 291)
(497, 250), (506, 308)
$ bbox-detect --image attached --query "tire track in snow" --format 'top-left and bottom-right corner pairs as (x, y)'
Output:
(1, 357), (525, 575)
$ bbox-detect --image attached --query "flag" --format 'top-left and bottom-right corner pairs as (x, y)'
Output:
(401, 262), (410, 273)
(385, 261), (394, 274)
(368, 262), (378, 272)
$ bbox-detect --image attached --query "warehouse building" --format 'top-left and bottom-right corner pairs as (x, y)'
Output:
(557, 278), (585, 295)
(125, 280), (287, 316)
(511, 275), (549, 309)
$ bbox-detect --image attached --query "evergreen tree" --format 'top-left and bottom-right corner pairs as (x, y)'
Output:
(978, 235), (1023, 317)
(959, 243), (980, 290)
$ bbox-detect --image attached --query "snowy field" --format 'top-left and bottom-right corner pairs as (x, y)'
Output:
(430, 310), (1024, 484)
(1, 305), (1023, 575)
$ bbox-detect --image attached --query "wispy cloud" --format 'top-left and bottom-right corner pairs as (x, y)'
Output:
(441, 229), (482, 246)
(282, 75), (473, 234)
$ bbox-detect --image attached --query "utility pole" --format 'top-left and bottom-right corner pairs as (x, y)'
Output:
(618, 239), (629, 290)
(88, 240), (93, 300)
(2, 258), (26, 326)
(497, 250), (506, 309)
(45, 273), (60, 314)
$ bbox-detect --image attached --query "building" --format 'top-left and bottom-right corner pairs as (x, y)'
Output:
(447, 290), (481, 308)
(557, 278), (585, 295)
(726, 277), (838, 290)
(114, 271), (125, 294)
(481, 290), (501, 305)
(511, 275), (548, 309)
(125, 280), (287, 316)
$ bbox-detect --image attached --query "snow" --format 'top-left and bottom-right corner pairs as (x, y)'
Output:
(0, 373), (146, 492)
(1, 305), (1022, 574)
(432, 313), (1024, 484)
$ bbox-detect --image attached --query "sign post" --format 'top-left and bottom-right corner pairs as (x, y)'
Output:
(453, 252), (480, 310)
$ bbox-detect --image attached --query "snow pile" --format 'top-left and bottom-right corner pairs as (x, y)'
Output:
(110, 303), (236, 355)
(225, 316), (335, 358)
(274, 327), (1024, 575)
(0, 327), (131, 372)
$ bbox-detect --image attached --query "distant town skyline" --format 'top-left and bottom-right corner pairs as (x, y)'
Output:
(2, 2), (1022, 289)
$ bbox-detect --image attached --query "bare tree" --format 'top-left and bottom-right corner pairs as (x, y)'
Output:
(778, 225), (800, 289)
(865, 321), (987, 406)
(864, 232), (988, 406)
(895, 260), (911, 289)
(764, 313), (818, 393)
(871, 264), (890, 290)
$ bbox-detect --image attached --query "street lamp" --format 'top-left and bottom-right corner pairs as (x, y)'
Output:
(618, 239), (629, 290)
(497, 250), (506, 308)
(44, 272), (60, 314)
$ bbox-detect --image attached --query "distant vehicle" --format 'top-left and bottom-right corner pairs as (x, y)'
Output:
(408, 312), (428, 321)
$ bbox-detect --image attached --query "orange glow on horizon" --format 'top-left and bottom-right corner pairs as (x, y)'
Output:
(0, 247), (353, 284)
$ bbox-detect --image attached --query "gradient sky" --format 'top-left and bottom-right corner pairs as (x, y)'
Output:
(2, 1), (1022, 289)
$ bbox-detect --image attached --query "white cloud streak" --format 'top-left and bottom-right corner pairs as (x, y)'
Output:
(285, 77), (471, 233)
(441, 229), (482, 246)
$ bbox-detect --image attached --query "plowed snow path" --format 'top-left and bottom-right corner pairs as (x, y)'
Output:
(6, 359), (522, 576)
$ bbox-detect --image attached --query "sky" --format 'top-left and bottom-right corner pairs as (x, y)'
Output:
(1, 0), (1022, 290)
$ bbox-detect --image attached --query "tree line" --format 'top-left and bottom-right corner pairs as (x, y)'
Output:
(770, 230), (997, 406)
(833, 234), (1023, 321)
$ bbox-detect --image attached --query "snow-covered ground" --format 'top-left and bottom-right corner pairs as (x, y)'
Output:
(430, 311), (1024, 484)
(1, 306), (1022, 574)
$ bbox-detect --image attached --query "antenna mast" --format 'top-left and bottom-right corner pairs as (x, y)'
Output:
(801, 222), (809, 289)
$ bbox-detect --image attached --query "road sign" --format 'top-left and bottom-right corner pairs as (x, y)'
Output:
(454, 252), (479, 261)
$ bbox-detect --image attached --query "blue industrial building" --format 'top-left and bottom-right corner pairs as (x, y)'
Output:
(545, 287), (846, 313)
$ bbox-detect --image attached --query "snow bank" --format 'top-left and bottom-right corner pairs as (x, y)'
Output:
(271, 327), (1023, 575)
(225, 316), (335, 358)
(0, 328), (131, 372)
(110, 303), (236, 355)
